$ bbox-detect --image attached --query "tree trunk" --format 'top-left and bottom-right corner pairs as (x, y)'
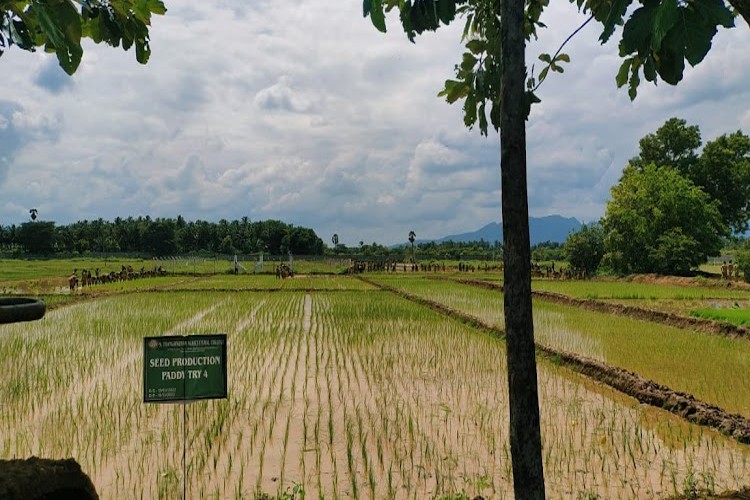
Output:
(500, 0), (546, 497)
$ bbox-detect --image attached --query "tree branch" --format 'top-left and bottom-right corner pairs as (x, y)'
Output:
(531, 14), (594, 92)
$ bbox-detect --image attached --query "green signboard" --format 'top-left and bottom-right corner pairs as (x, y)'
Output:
(143, 334), (228, 403)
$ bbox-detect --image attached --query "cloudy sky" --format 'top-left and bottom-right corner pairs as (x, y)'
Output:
(1, 1), (748, 246)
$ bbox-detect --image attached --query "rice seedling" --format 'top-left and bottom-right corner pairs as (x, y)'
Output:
(530, 279), (750, 301)
(690, 306), (750, 327)
(370, 276), (750, 418)
(1, 285), (749, 498)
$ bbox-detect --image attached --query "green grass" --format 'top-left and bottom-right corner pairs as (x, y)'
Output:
(534, 301), (750, 417)
(161, 274), (377, 291)
(530, 279), (750, 300)
(690, 307), (750, 327)
(0, 258), (383, 296)
(369, 275), (505, 328)
(0, 257), (163, 281)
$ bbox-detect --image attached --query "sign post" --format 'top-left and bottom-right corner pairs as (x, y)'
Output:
(143, 334), (228, 498)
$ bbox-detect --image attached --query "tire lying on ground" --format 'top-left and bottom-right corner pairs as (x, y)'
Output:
(0, 457), (99, 500)
(0, 297), (45, 324)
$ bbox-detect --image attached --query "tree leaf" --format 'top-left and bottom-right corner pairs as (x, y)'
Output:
(409, 0), (440, 33)
(133, 0), (153, 24)
(628, 59), (641, 100)
(10, 18), (35, 50)
(538, 52), (551, 63)
(655, 25), (685, 84)
(651, 0), (679, 50)
(33, 0), (83, 75)
(134, 23), (150, 63)
(436, 0), (456, 24)
(538, 65), (549, 82)
(460, 51), (477, 71)
(523, 91), (542, 120)
(489, 100), (501, 133)
(147, 0), (167, 16)
(463, 91), (477, 128)
(368, 0), (387, 32)
(466, 38), (485, 55)
(680, 6), (717, 67)
(615, 57), (631, 87)
(619, 1), (657, 57)
(478, 101), (488, 135)
(693, 0), (735, 28)
(462, 12), (473, 39)
(438, 79), (470, 103)
(599, 0), (632, 44)
(643, 55), (657, 81)
(399, 3), (416, 41)
(555, 53), (570, 63)
(476, 66), (485, 93)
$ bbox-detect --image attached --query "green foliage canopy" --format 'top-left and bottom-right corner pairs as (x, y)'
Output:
(0, 0), (166, 75)
(531, 241), (564, 263)
(735, 244), (750, 283)
(564, 223), (605, 276)
(603, 164), (727, 275)
(692, 131), (750, 233)
(0, 216), (326, 256)
(630, 117), (701, 174)
(630, 118), (750, 233)
(16, 220), (56, 254)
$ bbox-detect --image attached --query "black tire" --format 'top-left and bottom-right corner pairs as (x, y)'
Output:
(0, 298), (46, 324)
(0, 457), (99, 499)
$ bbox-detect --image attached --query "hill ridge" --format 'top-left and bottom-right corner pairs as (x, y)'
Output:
(428, 215), (582, 245)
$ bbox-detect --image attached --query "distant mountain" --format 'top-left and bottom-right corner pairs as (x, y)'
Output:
(433, 215), (582, 245)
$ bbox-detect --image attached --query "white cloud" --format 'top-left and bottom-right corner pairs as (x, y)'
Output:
(0, 0), (747, 245)
(254, 76), (318, 114)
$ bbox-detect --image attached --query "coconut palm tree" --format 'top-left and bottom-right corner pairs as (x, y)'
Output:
(408, 230), (416, 263)
(331, 234), (339, 254)
(29, 209), (38, 221)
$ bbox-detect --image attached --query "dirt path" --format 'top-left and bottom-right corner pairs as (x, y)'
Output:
(361, 277), (750, 445)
